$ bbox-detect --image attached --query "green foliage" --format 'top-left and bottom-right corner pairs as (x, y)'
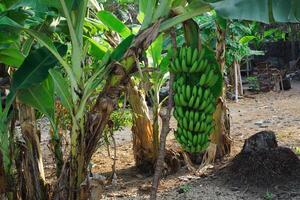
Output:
(110, 108), (132, 131)
(97, 10), (132, 38)
(178, 184), (191, 193)
(212, 0), (300, 23)
(18, 77), (55, 124)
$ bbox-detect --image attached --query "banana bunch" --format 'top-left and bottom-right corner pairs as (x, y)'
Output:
(170, 46), (221, 153)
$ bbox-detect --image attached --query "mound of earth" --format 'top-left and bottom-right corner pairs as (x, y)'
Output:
(221, 131), (300, 187)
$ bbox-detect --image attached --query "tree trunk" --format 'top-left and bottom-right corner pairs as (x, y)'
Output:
(210, 22), (231, 159)
(16, 103), (47, 200)
(127, 81), (157, 173)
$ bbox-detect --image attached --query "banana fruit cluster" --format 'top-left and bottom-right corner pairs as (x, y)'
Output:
(171, 47), (221, 153)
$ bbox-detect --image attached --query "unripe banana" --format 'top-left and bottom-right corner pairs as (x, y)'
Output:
(183, 128), (188, 138)
(182, 59), (188, 72)
(193, 135), (198, 146)
(200, 122), (205, 132)
(175, 58), (181, 72)
(198, 60), (205, 72)
(189, 111), (194, 122)
(197, 87), (203, 100)
(177, 127), (183, 136)
(208, 73), (219, 87)
(193, 97), (201, 109)
(199, 74), (206, 86)
(191, 146), (196, 153)
(180, 135), (188, 145)
(187, 130), (193, 141)
(177, 106), (184, 118)
(186, 47), (192, 66)
(188, 95), (195, 108)
(194, 122), (201, 132)
(205, 69), (214, 86)
(183, 117), (188, 129)
(170, 62), (176, 73)
(196, 144), (201, 152)
(199, 100), (208, 110)
(194, 112), (200, 122)
(188, 120), (194, 131)
(186, 85), (191, 99)
(192, 86), (198, 97)
(179, 93), (187, 107)
(181, 47), (186, 62)
(191, 48), (199, 64)
(174, 94), (180, 105)
(185, 109), (189, 119)
(189, 60), (198, 72)
(199, 49), (205, 60)
(204, 88), (210, 100)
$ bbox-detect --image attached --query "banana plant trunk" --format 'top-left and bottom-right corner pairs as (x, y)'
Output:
(127, 81), (157, 172)
(53, 22), (161, 199)
(210, 22), (231, 158)
(16, 103), (47, 200)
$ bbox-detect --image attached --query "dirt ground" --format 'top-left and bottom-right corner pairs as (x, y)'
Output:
(41, 81), (300, 199)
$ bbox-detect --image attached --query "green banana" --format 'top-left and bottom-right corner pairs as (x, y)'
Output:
(200, 113), (206, 121)
(189, 120), (194, 131)
(198, 134), (203, 145)
(182, 59), (188, 72)
(186, 47), (192, 66)
(193, 134), (198, 146)
(205, 69), (214, 86)
(194, 112), (200, 122)
(189, 111), (194, 122)
(186, 85), (191, 99)
(180, 135), (188, 145)
(187, 130), (193, 141)
(206, 115), (213, 124)
(177, 107), (184, 118)
(189, 61), (198, 72)
(199, 49), (205, 60)
(204, 89), (210, 100)
(177, 127), (183, 136)
(194, 122), (201, 132)
(181, 47), (186, 62)
(197, 87), (203, 100)
(191, 48), (199, 64)
(179, 93), (187, 106)
(174, 94), (180, 105)
(192, 86), (198, 97)
(183, 129), (188, 138)
(200, 122), (206, 132)
(193, 97), (201, 109)
(208, 73), (219, 87)
(174, 58), (181, 72)
(183, 117), (188, 129)
(188, 95), (195, 108)
(196, 144), (201, 152)
(199, 74), (206, 86)
(173, 109), (179, 120)
(199, 100), (208, 110)
(191, 146), (196, 153)
(185, 109), (189, 119)
(170, 62), (176, 72)
(197, 60), (204, 72)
